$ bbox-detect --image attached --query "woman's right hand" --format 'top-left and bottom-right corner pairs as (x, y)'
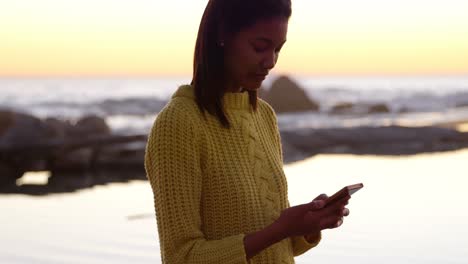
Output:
(275, 194), (351, 238)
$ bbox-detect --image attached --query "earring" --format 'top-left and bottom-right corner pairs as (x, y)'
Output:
(219, 40), (225, 47)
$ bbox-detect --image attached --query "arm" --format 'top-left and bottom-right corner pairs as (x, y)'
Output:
(144, 104), (286, 263)
(243, 219), (288, 259)
(285, 200), (322, 256)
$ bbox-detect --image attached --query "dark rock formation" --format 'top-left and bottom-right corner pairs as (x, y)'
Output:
(259, 76), (320, 113)
(368, 103), (390, 114)
(280, 125), (468, 163)
(0, 110), (52, 147)
(0, 111), (147, 190)
(3, 109), (468, 195)
(330, 102), (391, 115)
(0, 110), (53, 185)
(330, 102), (355, 114)
(0, 161), (23, 187)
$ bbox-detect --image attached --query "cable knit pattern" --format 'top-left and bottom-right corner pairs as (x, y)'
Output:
(144, 84), (321, 264)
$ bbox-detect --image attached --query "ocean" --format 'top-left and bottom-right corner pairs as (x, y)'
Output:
(1, 75), (468, 134)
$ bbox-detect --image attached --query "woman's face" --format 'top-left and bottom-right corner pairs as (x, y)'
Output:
(223, 16), (289, 92)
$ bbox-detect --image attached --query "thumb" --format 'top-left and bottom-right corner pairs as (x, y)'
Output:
(309, 200), (325, 210)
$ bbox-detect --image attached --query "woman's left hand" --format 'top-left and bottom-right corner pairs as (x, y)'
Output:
(303, 193), (350, 242)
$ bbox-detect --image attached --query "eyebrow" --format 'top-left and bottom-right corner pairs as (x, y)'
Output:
(255, 37), (287, 46)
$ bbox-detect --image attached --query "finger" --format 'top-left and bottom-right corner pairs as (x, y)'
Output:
(334, 204), (348, 216)
(333, 204), (345, 216)
(314, 193), (329, 201)
(322, 199), (347, 216)
(335, 218), (344, 228)
(320, 215), (343, 230)
(343, 208), (350, 217)
(308, 199), (325, 211)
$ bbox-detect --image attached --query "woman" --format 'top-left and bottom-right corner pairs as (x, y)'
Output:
(144, 0), (350, 263)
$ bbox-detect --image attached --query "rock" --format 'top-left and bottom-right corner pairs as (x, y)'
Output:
(0, 111), (56, 186)
(0, 110), (150, 190)
(0, 111), (14, 137)
(330, 102), (355, 114)
(0, 110), (51, 147)
(94, 143), (146, 171)
(330, 102), (390, 115)
(261, 76), (319, 113)
(69, 115), (110, 137)
(43, 117), (74, 139)
(0, 162), (24, 188)
(279, 126), (468, 159)
(43, 115), (110, 140)
(368, 103), (390, 114)
(51, 148), (94, 173)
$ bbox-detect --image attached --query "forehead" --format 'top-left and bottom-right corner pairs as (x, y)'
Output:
(239, 17), (289, 43)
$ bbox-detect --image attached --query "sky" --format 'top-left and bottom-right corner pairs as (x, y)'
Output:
(0, 0), (467, 77)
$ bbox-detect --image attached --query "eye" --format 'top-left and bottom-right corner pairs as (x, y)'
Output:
(251, 41), (284, 54)
(253, 45), (268, 53)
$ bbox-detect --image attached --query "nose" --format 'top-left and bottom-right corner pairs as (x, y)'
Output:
(262, 51), (278, 70)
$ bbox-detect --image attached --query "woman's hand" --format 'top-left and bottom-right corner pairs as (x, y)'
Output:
(303, 194), (350, 242)
(275, 193), (351, 238)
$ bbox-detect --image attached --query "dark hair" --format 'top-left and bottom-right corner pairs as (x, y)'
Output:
(191, 0), (292, 128)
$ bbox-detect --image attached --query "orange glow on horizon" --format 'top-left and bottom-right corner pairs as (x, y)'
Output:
(0, 0), (467, 77)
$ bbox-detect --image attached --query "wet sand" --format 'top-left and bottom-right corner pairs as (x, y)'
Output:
(1, 149), (468, 263)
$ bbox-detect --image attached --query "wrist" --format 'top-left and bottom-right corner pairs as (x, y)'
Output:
(269, 220), (289, 242)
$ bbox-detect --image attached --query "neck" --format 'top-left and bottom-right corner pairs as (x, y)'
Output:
(224, 78), (243, 93)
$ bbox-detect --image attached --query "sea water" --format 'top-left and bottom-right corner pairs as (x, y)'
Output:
(1, 75), (467, 134)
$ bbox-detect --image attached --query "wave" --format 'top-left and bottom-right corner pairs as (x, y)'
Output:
(4, 97), (168, 119)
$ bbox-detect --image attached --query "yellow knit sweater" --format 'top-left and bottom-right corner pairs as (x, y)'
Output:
(144, 84), (321, 264)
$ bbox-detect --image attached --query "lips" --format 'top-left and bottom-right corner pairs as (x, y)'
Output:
(254, 73), (267, 80)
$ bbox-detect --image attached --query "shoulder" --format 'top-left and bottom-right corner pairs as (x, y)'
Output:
(149, 97), (201, 140)
(156, 95), (203, 124)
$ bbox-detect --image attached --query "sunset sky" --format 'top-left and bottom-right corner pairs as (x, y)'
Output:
(1, 0), (467, 77)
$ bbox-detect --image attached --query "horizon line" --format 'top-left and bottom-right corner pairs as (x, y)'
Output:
(1, 72), (468, 80)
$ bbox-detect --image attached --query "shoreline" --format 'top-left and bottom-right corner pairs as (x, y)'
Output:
(2, 146), (468, 196)
(435, 120), (468, 132)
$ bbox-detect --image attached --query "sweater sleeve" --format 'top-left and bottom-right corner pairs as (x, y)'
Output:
(262, 101), (322, 256)
(144, 103), (248, 264)
(286, 201), (322, 256)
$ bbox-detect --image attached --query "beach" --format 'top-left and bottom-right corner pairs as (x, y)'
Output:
(2, 0), (468, 262)
(1, 149), (467, 263)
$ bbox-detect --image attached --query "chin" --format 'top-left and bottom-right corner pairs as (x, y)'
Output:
(242, 81), (263, 91)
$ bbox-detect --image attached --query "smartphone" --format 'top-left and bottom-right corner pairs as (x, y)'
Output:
(324, 183), (364, 207)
